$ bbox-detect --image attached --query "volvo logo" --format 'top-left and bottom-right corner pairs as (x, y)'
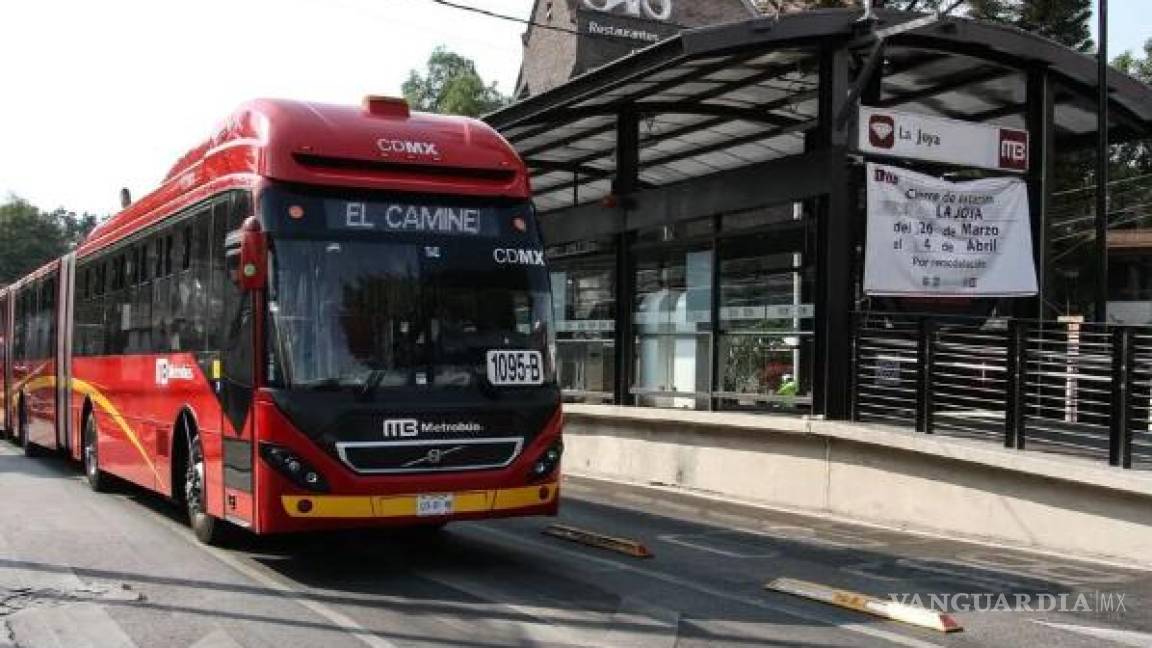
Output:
(402, 446), (466, 468)
(583, 0), (673, 21)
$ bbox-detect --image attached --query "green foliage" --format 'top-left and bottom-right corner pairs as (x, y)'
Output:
(402, 47), (509, 117)
(0, 197), (100, 285)
(901, 1), (1093, 51)
(1112, 39), (1152, 178)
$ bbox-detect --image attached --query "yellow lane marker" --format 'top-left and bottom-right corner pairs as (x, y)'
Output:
(542, 524), (653, 558)
(765, 577), (963, 633)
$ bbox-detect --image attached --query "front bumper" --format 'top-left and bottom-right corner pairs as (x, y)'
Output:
(279, 481), (558, 520)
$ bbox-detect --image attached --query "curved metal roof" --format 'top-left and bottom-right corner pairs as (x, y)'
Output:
(487, 8), (1152, 213)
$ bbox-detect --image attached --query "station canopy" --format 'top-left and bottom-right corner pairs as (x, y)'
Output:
(486, 9), (1152, 214)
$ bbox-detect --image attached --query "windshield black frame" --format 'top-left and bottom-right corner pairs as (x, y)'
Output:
(261, 184), (556, 394)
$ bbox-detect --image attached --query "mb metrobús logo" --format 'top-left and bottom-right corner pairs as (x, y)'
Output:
(998, 129), (1028, 171)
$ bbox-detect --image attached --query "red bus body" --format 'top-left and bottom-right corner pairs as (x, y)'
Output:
(0, 99), (562, 534)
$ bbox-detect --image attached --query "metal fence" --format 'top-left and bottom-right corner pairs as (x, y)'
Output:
(851, 311), (1152, 469)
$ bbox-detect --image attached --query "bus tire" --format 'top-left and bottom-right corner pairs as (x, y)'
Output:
(182, 422), (227, 546)
(82, 412), (108, 492)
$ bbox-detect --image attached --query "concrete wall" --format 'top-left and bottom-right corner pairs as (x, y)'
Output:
(562, 405), (1152, 567)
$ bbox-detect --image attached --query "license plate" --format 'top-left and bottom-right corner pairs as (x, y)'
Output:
(486, 350), (544, 386)
(416, 494), (454, 517)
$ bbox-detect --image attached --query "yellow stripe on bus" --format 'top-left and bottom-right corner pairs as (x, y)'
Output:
(20, 375), (164, 488)
(71, 377), (164, 487)
(281, 483), (557, 519)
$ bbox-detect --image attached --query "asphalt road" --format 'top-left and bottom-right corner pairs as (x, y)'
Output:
(0, 441), (1149, 648)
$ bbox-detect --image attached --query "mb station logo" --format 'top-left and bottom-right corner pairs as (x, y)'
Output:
(868, 114), (896, 149)
(583, 0), (673, 21)
(998, 129), (1029, 171)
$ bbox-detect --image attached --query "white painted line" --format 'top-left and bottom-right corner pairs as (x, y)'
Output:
(194, 542), (400, 648)
(658, 532), (780, 559)
(1033, 621), (1152, 647)
(189, 629), (247, 648)
(121, 500), (399, 648)
(766, 578), (962, 634)
(472, 525), (947, 648)
(423, 571), (681, 648)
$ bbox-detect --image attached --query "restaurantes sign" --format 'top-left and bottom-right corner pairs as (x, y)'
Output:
(857, 106), (1030, 173)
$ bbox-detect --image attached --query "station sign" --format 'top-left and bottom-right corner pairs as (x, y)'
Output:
(863, 162), (1037, 297)
(583, 0), (674, 22)
(858, 106), (1029, 173)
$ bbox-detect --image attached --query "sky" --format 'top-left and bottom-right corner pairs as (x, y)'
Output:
(0, 0), (1148, 217)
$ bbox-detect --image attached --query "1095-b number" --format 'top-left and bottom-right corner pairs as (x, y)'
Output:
(486, 350), (543, 386)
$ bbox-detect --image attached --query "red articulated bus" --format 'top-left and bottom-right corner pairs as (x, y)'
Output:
(0, 97), (563, 543)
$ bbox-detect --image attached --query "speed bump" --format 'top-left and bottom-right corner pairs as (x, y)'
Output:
(765, 577), (962, 633)
(542, 524), (653, 558)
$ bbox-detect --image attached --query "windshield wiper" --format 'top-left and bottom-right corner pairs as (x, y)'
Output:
(357, 369), (388, 401)
(299, 377), (344, 392)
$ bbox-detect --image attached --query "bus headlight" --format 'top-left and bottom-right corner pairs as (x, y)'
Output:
(259, 443), (330, 493)
(530, 441), (563, 481)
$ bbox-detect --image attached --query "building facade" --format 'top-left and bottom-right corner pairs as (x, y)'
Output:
(515, 0), (760, 99)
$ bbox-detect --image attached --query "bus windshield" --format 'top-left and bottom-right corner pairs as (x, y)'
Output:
(265, 198), (554, 392)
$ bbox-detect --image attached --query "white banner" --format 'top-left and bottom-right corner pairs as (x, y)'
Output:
(858, 106), (1029, 173)
(864, 163), (1037, 297)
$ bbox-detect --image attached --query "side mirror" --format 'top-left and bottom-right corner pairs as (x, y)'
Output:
(227, 217), (267, 291)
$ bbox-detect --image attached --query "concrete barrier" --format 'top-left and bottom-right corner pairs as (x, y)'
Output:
(561, 404), (1152, 568)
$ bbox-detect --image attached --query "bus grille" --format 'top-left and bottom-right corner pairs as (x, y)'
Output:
(335, 437), (523, 474)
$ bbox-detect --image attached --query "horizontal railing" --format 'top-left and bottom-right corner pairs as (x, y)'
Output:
(851, 311), (1152, 469)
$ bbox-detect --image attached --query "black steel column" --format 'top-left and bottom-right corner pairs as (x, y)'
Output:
(1109, 326), (1132, 467)
(709, 216), (722, 411)
(812, 45), (853, 419)
(612, 109), (639, 406)
(915, 317), (936, 435)
(1025, 67), (1054, 320)
(1095, 0), (1110, 323)
(1004, 319), (1027, 449)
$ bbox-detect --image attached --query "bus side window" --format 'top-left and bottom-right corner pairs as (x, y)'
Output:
(208, 198), (230, 354)
(177, 213), (208, 352)
(152, 230), (171, 353)
(136, 243), (153, 353)
(48, 278), (56, 358)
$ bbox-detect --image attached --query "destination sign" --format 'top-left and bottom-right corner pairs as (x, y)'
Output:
(325, 200), (501, 236)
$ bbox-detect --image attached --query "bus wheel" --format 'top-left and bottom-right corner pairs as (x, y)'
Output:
(183, 428), (226, 545)
(83, 413), (108, 492)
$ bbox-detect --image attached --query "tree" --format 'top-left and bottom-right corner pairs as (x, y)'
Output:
(879, 1), (1094, 51)
(1112, 39), (1152, 177)
(402, 47), (509, 117)
(0, 197), (101, 285)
